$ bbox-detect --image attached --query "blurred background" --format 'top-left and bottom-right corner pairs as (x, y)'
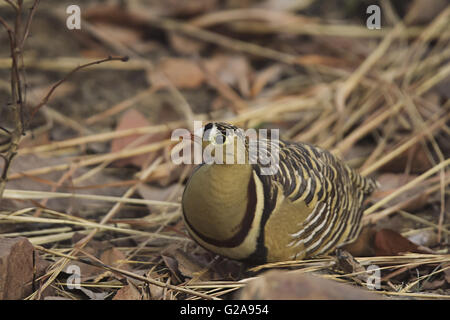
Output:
(0, 0), (449, 299)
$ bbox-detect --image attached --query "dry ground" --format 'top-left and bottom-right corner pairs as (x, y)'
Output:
(0, 0), (449, 300)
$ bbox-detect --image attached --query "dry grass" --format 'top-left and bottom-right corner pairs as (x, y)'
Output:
(0, 0), (449, 300)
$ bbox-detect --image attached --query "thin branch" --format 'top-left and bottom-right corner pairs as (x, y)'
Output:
(19, 0), (39, 49)
(5, 0), (19, 12)
(30, 55), (129, 118)
(0, 15), (13, 33)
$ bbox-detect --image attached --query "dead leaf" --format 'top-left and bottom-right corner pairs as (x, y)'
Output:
(68, 235), (114, 280)
(341, 226), (376, 257)
(148, 284), (164, 300)
(236, 270), (382, 300)
(374, 229), (422, 256)
(204, 55), (252, 98)
(111, 108), (165, 168)
(113, 281), (141, 300)
(149, 58), (205, 89)
(167, 247), (218, 281)
(343, 227), (433, 258)
(100, 247), (129, 270)
(162, 255), (182, 283)
(93, 22), (144, 47)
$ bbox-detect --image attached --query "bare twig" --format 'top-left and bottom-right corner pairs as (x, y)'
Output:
(0, 2), (128, 206)
(30, 55), (129, 118)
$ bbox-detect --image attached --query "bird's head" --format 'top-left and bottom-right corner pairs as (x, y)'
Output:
(199, 122), (250, 165)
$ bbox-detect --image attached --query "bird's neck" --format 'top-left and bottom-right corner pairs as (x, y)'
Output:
(184, 163), (254, 241)
(206, 163), (252, 188)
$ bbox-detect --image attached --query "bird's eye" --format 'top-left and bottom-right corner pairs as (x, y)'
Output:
(215, 134), (226, 145)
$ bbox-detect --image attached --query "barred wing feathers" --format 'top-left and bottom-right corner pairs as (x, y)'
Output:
(257, 140), (376, 258)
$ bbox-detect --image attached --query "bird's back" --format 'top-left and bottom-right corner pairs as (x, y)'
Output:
(254, 139), (377, 261)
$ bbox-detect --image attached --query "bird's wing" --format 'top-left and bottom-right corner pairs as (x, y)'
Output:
(254, 140), (374, 257)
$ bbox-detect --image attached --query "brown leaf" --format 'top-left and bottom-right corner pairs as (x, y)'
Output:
(93, 22), (144, 47)
(204, 55), (252, 98)
(113, 282), (141, 300)
(68, 235), (116, 280)
(236, 270), (382, 300)
(342, 226), (376, 257)
(149, 58), (205, 89)
(162, 255), (182, 283)
(111, 109), (164, 168)
(100, 247), (128, 270)
(168, 248), (218, 281)
(374, 229), (421, 256)
(148, 285), (164, 300)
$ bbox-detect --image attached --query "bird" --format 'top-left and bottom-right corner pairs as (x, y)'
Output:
(181, 122), (377, 264)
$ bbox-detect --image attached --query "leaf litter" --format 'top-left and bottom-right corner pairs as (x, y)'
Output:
(0, 0), (449, 300)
